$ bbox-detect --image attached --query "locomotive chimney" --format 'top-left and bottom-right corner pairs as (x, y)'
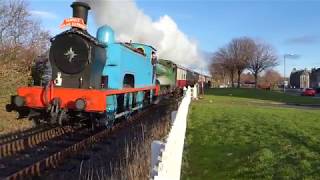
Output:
(71, 1), (91, 25)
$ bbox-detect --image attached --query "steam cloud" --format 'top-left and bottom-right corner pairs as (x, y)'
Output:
(81, 0), (206, 70)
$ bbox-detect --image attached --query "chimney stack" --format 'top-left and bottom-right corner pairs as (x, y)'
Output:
(71, 1), (91, 25)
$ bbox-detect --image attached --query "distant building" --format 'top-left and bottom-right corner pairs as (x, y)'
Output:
(300, 70), (310, 88)
(290, 68), (310, 89)
(310, 68), (320, 88)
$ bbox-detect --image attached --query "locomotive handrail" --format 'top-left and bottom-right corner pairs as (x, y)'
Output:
(120, 42), (147, 56)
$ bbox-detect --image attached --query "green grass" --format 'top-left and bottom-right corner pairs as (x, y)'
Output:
(0, 97), (31, 135)
(0, 63), (32, 134)
(212, 88), (320, 105)
(182, 88), (320, 180)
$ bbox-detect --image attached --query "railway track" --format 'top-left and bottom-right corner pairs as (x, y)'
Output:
(0, 125), (79, 158)
(0, 104), (157, 180)
(0, 125), (53, 145)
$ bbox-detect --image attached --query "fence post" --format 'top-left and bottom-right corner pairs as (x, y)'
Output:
(171, 111), (177, 123)
(151, 140), (165, 177)
(192, 84), (198, 100)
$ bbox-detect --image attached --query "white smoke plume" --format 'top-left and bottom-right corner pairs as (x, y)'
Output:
(81, 0), (206, 70)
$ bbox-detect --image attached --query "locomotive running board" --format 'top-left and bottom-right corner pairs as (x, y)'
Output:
(114, 106), (141, 119)
(15, 85), (160, 112)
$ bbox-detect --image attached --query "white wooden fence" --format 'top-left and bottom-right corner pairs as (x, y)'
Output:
(151, 86), (196, 180)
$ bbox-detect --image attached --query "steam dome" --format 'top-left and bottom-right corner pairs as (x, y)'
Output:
(97, 25), (115, 45)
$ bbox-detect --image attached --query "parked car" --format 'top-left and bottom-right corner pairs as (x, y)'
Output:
(301, 88), (316, 96)
(315, 87), (320, 94)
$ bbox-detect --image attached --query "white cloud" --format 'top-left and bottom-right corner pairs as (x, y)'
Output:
(30, 10), (58, 19)
(81, 0), (207, 70)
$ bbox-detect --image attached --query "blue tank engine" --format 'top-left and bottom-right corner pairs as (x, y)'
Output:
(7, 1), (159, 127)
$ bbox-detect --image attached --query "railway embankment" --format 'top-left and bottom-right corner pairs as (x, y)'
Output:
(39, 98), (179, 179)
(0, 62), (33, 134)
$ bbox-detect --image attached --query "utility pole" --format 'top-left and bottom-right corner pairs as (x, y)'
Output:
(283, 55), (286, 92)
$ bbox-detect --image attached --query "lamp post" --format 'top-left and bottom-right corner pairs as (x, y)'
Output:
(283, 53), (299, 93)
(283, 55), (286, 92)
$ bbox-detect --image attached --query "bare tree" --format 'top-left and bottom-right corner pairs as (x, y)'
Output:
(261, 69), (282, 88)
(211, 37), (257, 88)
(241, 72), (254, 83)
(247, 41), (278, 88)
(212, 47), (236, 87)
(211, 38), (278, 89)
(210, 62), (229, 87)
(0, 0), (50, 68)
(228, 37), (255, 88)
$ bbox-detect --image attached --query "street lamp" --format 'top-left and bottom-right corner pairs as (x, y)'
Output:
(283, 53), (299, 92)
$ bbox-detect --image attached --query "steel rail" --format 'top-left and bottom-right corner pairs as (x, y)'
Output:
(0, 125), (77, 158)
(0, 125), (53, 145)
(4, 105), (157, 180)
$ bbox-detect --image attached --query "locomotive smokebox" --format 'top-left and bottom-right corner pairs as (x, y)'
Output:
(71, 1), (91, 24)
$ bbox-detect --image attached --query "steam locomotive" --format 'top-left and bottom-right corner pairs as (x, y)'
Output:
(6, 2), (160, 127)
(6, 2), (211, 127)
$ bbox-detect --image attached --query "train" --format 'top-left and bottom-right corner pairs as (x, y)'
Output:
(156, 59), (212, 94)
(6, 2), (211, 128)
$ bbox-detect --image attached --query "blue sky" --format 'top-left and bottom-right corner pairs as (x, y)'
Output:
(28, 0), (320, 76)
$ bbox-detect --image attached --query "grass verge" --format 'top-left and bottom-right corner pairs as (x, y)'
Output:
(211, 88), (320, 105)
(182, 88), (320, 179)
(0, 63), (32, 134)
